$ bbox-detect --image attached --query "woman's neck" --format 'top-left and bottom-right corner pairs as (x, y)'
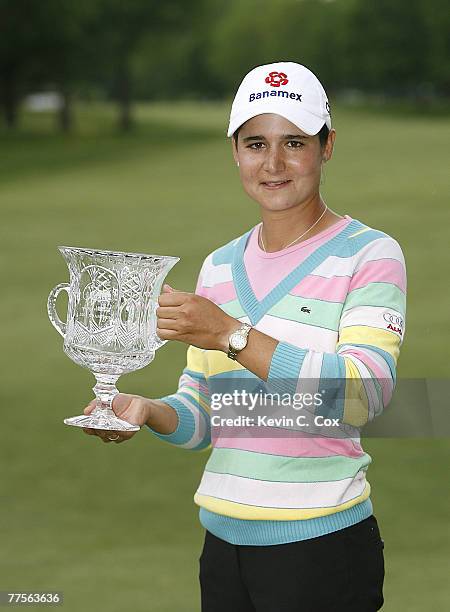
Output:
(259, 199), (343, 253)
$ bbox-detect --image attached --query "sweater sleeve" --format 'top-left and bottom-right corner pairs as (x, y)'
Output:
(267, 236), (407, 428)
(146, 260), (211, 451)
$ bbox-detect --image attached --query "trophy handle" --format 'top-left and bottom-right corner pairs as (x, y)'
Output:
(47, 283), (70, 337)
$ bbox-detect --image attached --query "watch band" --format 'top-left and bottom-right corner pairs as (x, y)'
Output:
(227, 348), (239, 360)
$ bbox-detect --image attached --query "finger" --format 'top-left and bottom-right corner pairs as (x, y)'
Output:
(115, 431), (136, 443)
(156, 306), (181, 319)
(84, 400), (97, 415)
(103, 430), (135, 443)
(111, 393), (135, 415)
(100, 431), (117, 443)
(156, 327), (180, 341)
(156, 318), (179, 330)
(158, 292), (189, 307)
(162, 284), (178, 293)
(86, 429), (111, 442)
(86, 427), (138, 443)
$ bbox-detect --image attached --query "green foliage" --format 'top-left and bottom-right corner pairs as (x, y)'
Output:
(348, 0), (424, 91)
(204, 0), (449, 96)
(0, 0), (97, 88)
(0, 0), (448, 131)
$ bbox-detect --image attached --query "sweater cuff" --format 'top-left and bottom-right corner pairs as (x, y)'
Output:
(146, 396), (196, 445)
(267, 342), (307, 395)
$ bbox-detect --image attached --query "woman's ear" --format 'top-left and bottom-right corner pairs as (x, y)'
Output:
(323, 129), (336, 162)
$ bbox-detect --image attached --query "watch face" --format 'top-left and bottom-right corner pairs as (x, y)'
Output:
(230, 333), (247, 350)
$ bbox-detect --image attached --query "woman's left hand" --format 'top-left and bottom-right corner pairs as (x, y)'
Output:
(156, 284), (239, 352)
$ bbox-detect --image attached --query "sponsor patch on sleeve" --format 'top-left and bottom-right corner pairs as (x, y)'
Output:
(383, 311), (404, 338)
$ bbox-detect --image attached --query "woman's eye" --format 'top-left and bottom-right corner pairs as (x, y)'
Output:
(247, 141), (304, 150)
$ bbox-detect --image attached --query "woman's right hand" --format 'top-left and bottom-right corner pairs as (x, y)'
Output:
(82, 393), (152, 444)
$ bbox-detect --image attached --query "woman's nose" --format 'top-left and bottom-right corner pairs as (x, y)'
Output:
(263, 146), (286, 173)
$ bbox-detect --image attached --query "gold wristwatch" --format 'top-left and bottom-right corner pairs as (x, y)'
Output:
(227, 323), (252, 360)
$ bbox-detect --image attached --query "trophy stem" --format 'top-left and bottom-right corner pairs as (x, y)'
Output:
(93, 373), (120, 412)
(63, 371), (140, 431)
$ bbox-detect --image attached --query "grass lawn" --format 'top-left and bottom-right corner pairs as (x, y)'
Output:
(1, 101), (449, 611)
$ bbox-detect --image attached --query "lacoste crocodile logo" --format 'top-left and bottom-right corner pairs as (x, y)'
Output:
(300, 306), (311, 313)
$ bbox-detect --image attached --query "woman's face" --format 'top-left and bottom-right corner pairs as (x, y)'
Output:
(232, 113), (335, 213)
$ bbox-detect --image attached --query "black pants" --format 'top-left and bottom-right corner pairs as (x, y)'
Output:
(199, 515), (385, 612)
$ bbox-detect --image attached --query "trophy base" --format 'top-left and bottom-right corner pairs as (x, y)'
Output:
(64, 408), (140, 432)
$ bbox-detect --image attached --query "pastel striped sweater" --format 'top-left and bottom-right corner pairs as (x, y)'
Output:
(147, 215), (407, 545)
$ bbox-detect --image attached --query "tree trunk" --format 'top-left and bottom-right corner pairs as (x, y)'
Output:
(116, 64), (133, 132)
(1, 69), (19, 129)
(59, 88), (72, 132)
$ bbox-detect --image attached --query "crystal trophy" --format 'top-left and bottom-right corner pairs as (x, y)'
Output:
(47, 246), (179, 431)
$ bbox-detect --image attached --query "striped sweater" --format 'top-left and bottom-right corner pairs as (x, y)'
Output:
(147, 214), (407, 545)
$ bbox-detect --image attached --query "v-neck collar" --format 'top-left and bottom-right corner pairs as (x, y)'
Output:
(231, 218), (363, 325)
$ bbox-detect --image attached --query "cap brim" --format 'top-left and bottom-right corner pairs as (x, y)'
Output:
(227, 104), (328, 138)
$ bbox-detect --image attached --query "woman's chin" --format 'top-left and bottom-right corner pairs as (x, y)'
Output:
(258, 197), (299, 212)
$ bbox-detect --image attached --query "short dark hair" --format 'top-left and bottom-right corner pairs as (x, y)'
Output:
(233, 122), (330, 149)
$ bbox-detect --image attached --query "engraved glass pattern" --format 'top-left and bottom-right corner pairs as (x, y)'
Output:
(48, 246), (179, 431)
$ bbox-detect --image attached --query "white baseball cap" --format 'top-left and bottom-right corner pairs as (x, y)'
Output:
(227, 61), (331, 138)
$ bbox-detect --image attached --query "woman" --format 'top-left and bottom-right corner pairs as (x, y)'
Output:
(84, 62), (407, 611)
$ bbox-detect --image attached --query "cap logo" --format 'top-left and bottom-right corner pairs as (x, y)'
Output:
(265, 71), (288, 88)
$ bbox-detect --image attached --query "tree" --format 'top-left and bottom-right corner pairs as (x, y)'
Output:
(0, 0), (99, 131)
(419, 0), (450, 96)
(0, 1), (41, 128)
(90, 0), (204, 131)
(347, 0), (429, 95)
(205, 0), (351, 96)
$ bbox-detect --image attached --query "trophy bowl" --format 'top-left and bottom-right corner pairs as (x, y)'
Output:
(47, 246), (179, 431)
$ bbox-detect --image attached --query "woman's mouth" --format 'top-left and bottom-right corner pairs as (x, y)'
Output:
(261, 180), (291, 190)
